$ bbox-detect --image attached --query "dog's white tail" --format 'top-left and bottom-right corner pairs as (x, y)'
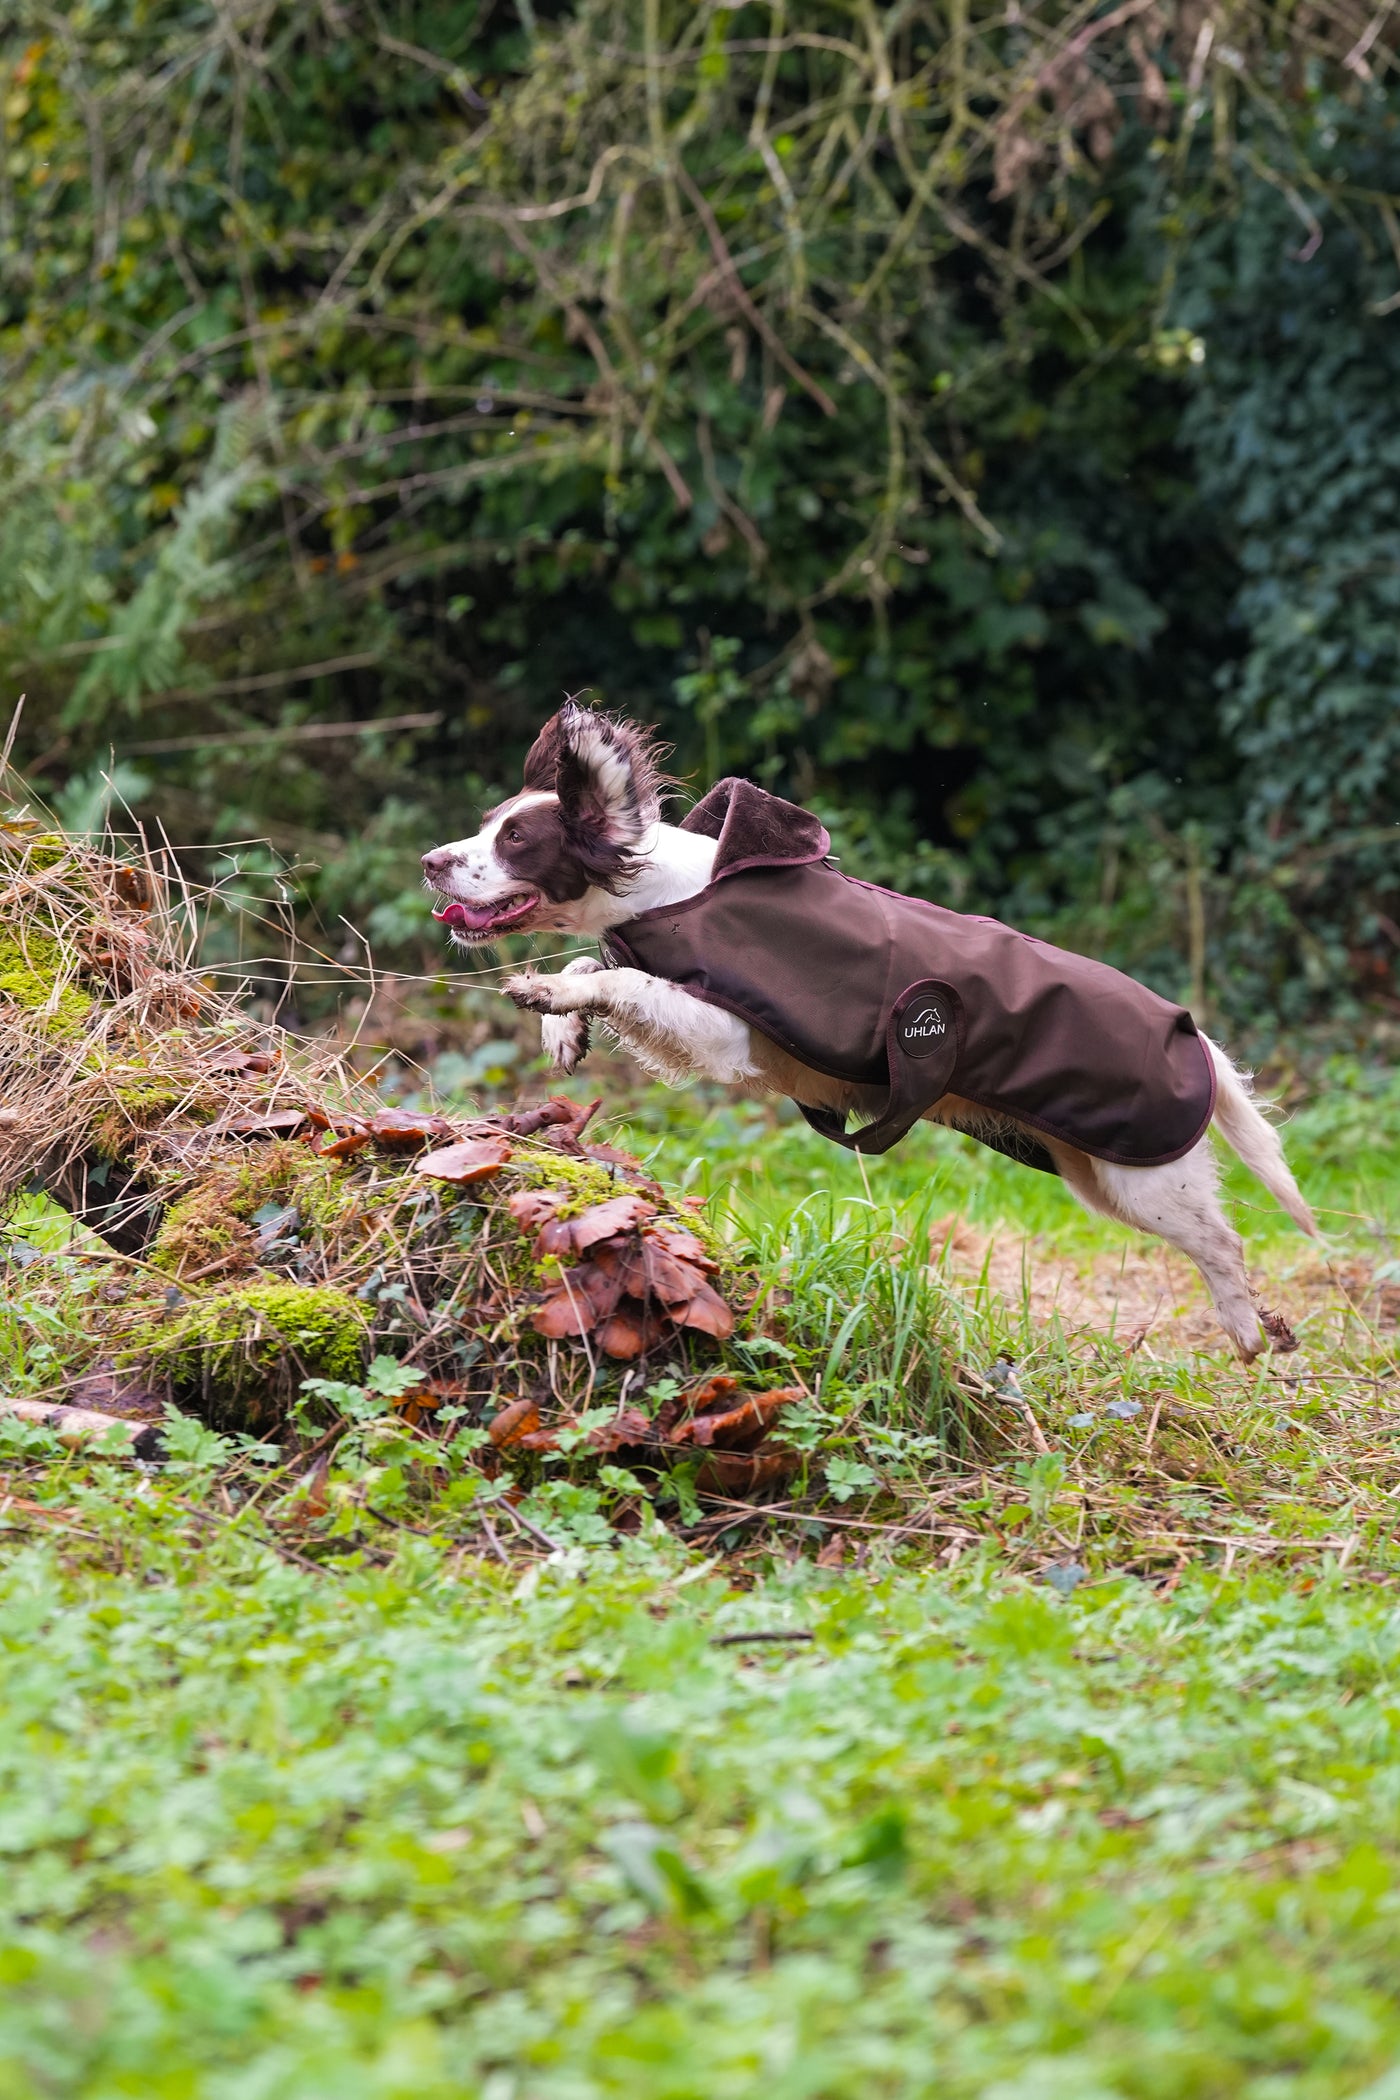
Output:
(1205, 1037), (1317, 1236)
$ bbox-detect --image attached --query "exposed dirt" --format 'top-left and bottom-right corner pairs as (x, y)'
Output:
(930, 1216), (1394, 1359)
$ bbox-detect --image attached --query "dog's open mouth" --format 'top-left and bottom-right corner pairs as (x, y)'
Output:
(432, 889), (540, 940)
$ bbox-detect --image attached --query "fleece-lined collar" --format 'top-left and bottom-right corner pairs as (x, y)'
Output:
(678, 778), (830, 877)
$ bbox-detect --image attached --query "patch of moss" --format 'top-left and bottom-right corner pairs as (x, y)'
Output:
(508, 1141), (725, 1260)
(149, 1143), (360, 1276)
(0, 933), (93, 1040)
(512, 1144), (643, 1214)
(4, 832), (71, 873)
(145, 1280), (367, 1426)
(294, 1152), (364, 1233)
(89, 1079), (192, 1159)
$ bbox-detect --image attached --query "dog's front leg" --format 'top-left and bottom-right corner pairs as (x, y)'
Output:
(504, 966), (757, 1086)
(531, 956), (606, 1073)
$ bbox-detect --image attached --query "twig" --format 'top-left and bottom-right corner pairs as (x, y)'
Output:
(710, 1628), (814, 1646)
(123, 710), (441, 756)
(0, 694), (26, 778)
(168, 1495), (336, 1577)
(478, 1510), (511, 1566)
(675, 164), (837, 418)
(494, 1498), (563, 1554)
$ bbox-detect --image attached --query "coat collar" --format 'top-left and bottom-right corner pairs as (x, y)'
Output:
(678, 777), (830, 877)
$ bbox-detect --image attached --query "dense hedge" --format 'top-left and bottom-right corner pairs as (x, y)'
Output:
(1, 2), (1397, 1029)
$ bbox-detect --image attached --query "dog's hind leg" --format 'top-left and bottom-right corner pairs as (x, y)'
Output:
(1048, 1136), (1268, 1361)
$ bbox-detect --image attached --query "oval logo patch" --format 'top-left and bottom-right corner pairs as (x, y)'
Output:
(899, 997), (952, 1055)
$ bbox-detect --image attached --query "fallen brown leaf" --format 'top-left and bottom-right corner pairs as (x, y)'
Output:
(415, 1136), (513, 1183)
(111, 865), (153, 911)
(507, 1189), (566, 1231)
(210, 1048), (279, 1077)
(675, 1280), (737, 1340)
(569, 1251), (628, 1322)
(506, 1095), (597, 1137)
(595, 1302), (669, 1360)
(488, 1397), (542, 1448)
(587, 1406), (655, 1450)
(676, 1374), (741, 1416)
(671, 1386), (803, 1453)
(639, 1241), (710, 1306)
(534, 1192), (657, 1258)
(693, 1448), (802, 1496)
(319, 1127), (371, 1159)
(226, 1109), (309, 1138)
(583, 1139), (645, 1172)
(645, 1223), (714, 1268)
(513, 1427), (563, 1452)
(370, 1107), (455, 1147)
(532, 1286), (595, 1338)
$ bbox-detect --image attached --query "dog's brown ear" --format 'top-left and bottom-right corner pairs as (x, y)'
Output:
(554, 702), (670, 892)
(521, 712), (566, 792)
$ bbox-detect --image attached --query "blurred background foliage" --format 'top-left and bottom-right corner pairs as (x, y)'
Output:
(1, 0), (1398, 1039)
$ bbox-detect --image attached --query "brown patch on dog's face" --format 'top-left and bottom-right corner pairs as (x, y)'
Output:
(490, 794), (590, 903)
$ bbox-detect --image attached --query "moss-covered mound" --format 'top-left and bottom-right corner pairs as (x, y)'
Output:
(147, 1282), (368, 1428)
(0, 813), (777, 1454)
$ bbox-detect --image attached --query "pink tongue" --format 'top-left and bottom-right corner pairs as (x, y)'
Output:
(432, 898), (533, 931)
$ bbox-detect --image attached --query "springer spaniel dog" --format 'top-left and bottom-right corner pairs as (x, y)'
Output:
(422, 702), (1315, 1360)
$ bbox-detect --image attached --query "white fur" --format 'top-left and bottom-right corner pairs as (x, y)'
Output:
(425, 801), (719, 939)
(424, 791), (556, 920)
(457, 733), (1316, 1362)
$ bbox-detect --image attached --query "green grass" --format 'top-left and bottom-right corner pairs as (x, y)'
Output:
(5, 1518), (1400, 2097)
(2, 1062), (1399, 2094)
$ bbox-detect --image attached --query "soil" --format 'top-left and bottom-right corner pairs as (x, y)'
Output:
(930, 1216), (1396, 1360)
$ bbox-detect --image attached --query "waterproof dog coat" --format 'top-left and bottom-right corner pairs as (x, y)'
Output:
(603, 778), (1216, 1168)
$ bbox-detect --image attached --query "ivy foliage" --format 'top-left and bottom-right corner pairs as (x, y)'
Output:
(1, 2), (1398, 1023)
(1175, 100), (1400, 1019)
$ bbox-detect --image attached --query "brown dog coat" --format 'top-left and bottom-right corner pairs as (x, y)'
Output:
(603, 778), (1215, 1167)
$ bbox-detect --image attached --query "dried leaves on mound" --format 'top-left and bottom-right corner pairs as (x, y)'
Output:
(487, 1374), (805, 1497)
(0, 817), (800, 1489)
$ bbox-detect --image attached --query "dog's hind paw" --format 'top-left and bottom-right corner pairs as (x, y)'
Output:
(1260, 1307), (1300, 1352)
(542, 1010), (590, 1073)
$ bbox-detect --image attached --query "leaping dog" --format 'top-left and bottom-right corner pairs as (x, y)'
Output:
(422, 702), (1315, 1360)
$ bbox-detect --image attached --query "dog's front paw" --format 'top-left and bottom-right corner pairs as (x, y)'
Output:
(503, 971), (559, 1014)
(542, 1010), (591, 1074)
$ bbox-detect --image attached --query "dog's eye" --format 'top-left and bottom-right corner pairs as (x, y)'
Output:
(505, 826), (522, 845)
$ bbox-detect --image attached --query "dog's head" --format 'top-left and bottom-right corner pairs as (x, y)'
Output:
(422, 701), (668, 944)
